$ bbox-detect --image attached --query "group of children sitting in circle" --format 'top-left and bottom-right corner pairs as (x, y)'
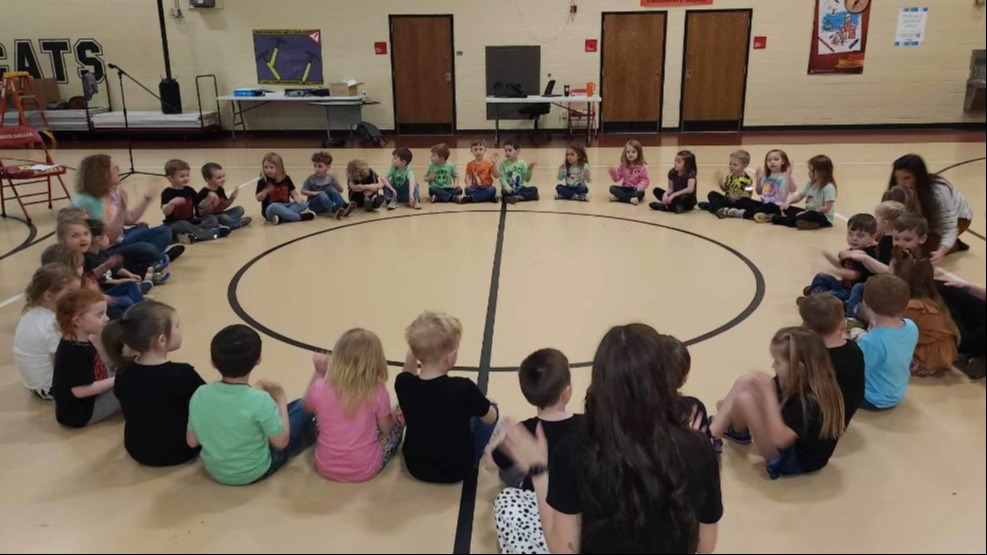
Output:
(9, 142), (984, 554)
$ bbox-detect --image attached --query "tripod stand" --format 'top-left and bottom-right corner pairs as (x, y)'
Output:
(109, 63), (179, 182)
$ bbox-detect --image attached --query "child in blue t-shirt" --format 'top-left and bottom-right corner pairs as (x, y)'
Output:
(857, 274), (920, 410)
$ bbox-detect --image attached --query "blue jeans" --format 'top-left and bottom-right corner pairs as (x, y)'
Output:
(261, 400), (317, 480)
(123, 224), (172, 252)
(215, 206), (246, 229)
(505, 186), (539, 202)
(306, 190), (346, 214)
(471, 405), (500, 465)
(429, 186), (463, 203)
(390, 184), (421, 205)
(465, 186), (497, 203)
(847, 283), (866, 318)
(556, 184), (589, 200)
(611, 185), (645, 203)
(809, 273), (851, 302)
(265, 202), (307, 222)
(110, 225), (170, 270)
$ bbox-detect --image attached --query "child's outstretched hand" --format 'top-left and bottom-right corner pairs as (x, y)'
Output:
(528, 161), (538, 171)
(313, 352), (331, 377)
(491, 152), (501, 163)
(229, 188), (239, 201)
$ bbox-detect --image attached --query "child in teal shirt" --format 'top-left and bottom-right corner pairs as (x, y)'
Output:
(424, 143), (462, 204)
(555, 145), (592, 202)
(497, 142), (539, 204)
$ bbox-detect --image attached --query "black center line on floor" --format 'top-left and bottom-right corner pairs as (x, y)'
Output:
(452, 201), (509, 555)
(0, 216), (39, 263)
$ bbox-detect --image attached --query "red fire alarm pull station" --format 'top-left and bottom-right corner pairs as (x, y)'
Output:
(375, 42), (388, 55)
(585, 39), (598, 53)
(753, 36), (767, 50)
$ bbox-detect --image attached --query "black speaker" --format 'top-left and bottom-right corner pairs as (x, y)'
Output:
(159, 78), (183, 114)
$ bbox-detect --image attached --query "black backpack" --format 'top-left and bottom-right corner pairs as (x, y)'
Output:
(355, 121), (387, 147)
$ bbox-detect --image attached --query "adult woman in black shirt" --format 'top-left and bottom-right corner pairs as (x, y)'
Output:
(499, 324), (722, 554)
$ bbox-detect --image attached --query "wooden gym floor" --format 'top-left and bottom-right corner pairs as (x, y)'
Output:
(0, 136), (984, 554)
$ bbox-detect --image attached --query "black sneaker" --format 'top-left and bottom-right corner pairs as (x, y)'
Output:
(164, 244), (185, 263)
(342, 202), (357, 218)
(300, 209), (316, 222)
(217, 226), (232, 238)
(334, 207), (346, 220)
(674, 204), (686, 214)
(649, 202), (666, 211)
(460, 195), (474, 204)
(961, 357), (986, 380)
(698, 201), (711, 211)
(956, 239), (971, 252)
(371, 194), (385, 211)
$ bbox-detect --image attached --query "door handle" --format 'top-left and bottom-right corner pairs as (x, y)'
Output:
(445, 72), (452, 82)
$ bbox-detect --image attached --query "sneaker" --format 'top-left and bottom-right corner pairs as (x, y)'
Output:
(430, 196), (438, 204)
(239, 216), (253, 227)
(698, 202), (711, 211)
(371, 195), (385, 211)
(796, 220), (821, 231)
(727, 208), (746, 219)
(555, 193), (564, 200)
(910, 361), (941, 378)
(717, 208), (730, 219)
(270, 215), (282, 226)
(334, 207), (346, 220)
(414, 200), (423, 210)
(140, 281), (154, 295)
(649, 202), (666, 211)
(723, 426), (753, 445)
(630, 197), (640, 206)
(674, 204), (686, 214)
(342, 202), (357, 218)
(460, 195), (473, 204)
(956, 239), (971, 252)
(451, 196), (462, 204)
(152, 271), (171, 286)
(163, 244), (184, 263)
(610, 195), (619, 202)
(753, 213), (773, 224)
(217, 226), (232, 238)
(506, 196), (520, 205)
(961, 357), (986, 380)
(300, 210), (316, 222)
(387, 200), (399, 210)
(575, 194), (588, 202)
(177, 233), (196, 245)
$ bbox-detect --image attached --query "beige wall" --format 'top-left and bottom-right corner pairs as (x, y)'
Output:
(5, 0), (985, 130)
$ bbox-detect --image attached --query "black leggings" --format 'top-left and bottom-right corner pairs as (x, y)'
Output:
(938, 283), (986, 357)
(652, 188), (697, 212)
(771, 207), (834, 229)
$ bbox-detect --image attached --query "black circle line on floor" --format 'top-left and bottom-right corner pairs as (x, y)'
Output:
(227, 208), (766, 373)
(0, 215), (38, 263)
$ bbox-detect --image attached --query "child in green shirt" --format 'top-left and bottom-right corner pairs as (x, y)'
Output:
(424, 143), (462, 204)
(496, 142), (539, 204)
(384, 148), (421, 210)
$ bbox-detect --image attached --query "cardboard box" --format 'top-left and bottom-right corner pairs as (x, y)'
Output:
(328, 80), (365, 97)
(34, 78), (63, 108)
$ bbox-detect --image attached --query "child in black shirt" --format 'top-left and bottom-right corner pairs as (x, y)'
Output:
(161, 159), (230, 244)
(805, 213), (880, 316)
(198, 162), (251, 230)
(800, 294), (866, 424)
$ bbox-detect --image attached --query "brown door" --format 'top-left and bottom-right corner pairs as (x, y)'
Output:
(681, 10), (751, 131)
(601, 12), (666, 132)
(390, 15), (455, 134)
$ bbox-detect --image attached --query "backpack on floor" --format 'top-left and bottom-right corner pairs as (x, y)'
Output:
(355, 121), (387, 147)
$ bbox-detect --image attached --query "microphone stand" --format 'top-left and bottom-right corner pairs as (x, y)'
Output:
(109, 63), (176, 181)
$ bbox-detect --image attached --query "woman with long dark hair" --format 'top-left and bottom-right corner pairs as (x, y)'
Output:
(496, 324), (722, 554)
(888, 155), (974, 265)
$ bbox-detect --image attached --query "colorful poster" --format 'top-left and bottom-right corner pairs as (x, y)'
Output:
(808, 0), (872, 75)
(253, 30), (324, 85)
(895, 7), (928, 47)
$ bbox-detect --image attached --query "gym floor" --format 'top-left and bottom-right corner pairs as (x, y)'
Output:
(0, 133), (984, 553)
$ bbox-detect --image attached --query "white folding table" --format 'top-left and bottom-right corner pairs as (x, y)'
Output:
(485, 95), (602, 146)
(217, 91), (378, 143)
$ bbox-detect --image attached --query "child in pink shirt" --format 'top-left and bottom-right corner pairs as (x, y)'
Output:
(609, 140), (650, 205)
(303, 329), (403, 483)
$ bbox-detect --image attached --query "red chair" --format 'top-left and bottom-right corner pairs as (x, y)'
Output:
(0, 126), (71, 222)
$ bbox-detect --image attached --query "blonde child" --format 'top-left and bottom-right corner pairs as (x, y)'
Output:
(496, 142), (539, 204)
(103, 301), (205, 466)
(398, 312), (498, 484)
(702, 150), (753, 217)
(710, 327), (846, 479)
(425, 143), (462, 204)
(15, 264), (82, 400)
(463, 139), (498, 204)
(303, 329), (404, 483)
(52, 289), (118, 428)
(254, 152), (315, 225)
(874, 200), (907, 264)
(608, 140), (649, 205)
(384, 148), (422, 209)
(650, 150), (698, 214)
(724, 149), (798, 220)
(347, 159), (396, 212)
(766, 155), (837, 230)
(555, 145), (592, 202)
(893, 255), (960, 377)
(198, 163), (252, 229)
